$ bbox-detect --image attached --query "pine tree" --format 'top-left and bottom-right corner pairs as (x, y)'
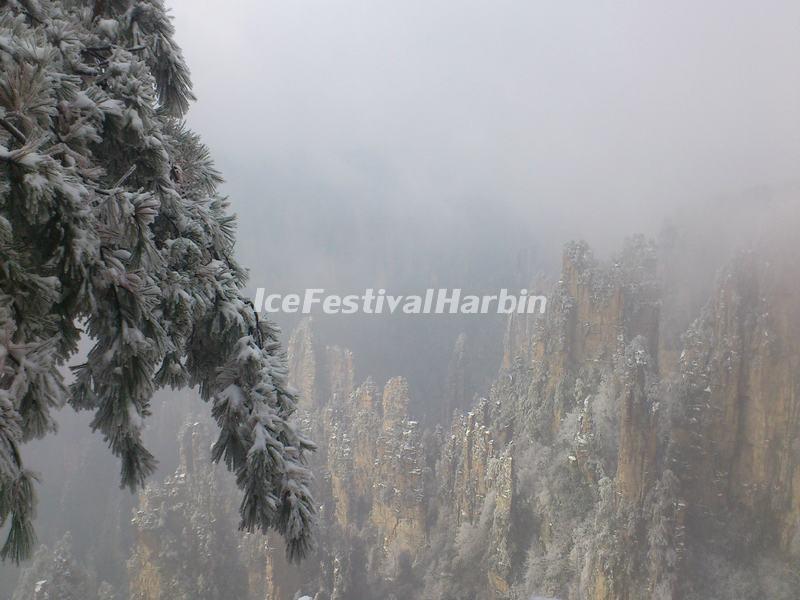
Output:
(11, 532), (96, 600)
(0, 0), (315, 562)
(128, 420), (250, 600)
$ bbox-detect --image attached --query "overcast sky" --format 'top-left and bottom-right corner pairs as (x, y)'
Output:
(167, 0), (800, 295)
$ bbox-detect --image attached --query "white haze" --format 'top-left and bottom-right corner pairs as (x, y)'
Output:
(3, 2), (800, 594)
(169, 0), (800, 294)
(164, 0), (800, 395)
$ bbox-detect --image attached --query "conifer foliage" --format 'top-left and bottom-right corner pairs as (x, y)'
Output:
(0, 0), (315, 562)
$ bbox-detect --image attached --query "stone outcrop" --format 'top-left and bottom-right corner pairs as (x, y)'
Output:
(128, 421), (249, 600)
(675, 248), (800, 558)
(124, 234), (800, 600)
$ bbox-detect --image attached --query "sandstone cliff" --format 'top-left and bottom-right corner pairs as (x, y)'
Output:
(124, 235), (800, 600)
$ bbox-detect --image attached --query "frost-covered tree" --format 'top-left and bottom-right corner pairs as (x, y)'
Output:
(0, 0), (314, 562)
(128, 421), (249, 600)
(11, 532), (99, 600)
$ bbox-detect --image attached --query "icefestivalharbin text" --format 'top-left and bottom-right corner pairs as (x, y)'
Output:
(253, 288), (547, 315)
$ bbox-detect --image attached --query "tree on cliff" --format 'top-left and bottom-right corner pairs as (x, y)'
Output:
(0, 0), (314, 562)
(11, 532), (100, 600)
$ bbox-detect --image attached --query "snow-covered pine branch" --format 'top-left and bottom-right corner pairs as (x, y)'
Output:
(0, 0), (315, 562)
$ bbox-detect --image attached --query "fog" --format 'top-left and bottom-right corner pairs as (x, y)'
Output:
(166, 0), (800, 393)
(171, 0), (800, 278)
(4, 2), (800, 597)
